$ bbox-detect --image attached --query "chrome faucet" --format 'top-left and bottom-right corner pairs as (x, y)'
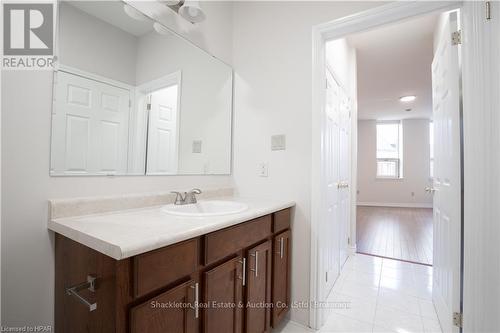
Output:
(171, 188), (202, 205)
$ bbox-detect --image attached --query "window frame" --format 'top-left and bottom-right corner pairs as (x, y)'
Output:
(376, 120), (403, 179)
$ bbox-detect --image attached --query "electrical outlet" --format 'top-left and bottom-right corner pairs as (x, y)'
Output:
(258, 162), (268, 177)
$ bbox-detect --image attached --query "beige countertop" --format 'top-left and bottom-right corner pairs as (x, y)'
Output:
(48, 197), (295, 260)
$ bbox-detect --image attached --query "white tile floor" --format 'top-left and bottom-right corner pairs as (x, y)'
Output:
(275, 254), (442, 333)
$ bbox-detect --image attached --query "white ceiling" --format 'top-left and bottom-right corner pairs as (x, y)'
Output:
(348, 13), (439, 120)
(67, 1), (154, 37)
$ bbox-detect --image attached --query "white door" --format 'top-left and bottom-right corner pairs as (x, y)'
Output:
(339, 94), (351, 266)
(322, 69), (341, 299)
(146, 84), (179, 175)
(431, 11), (461, 333)
(51, 71), (131, 175)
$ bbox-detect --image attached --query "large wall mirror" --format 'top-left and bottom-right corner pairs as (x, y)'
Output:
(50, 1), (232, 176)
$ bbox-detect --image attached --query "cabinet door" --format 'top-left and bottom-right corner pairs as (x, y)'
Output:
(203, 256), (244, 333)
(246, 240), (272, 333)
(272, 231), (291, 327)
(130, 279), (199, 333)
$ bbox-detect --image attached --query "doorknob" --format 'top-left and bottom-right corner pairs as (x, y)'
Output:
(425, 186), (437, 193)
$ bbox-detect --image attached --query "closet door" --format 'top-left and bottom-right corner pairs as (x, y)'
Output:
(338, 91), (351, 267)
(322, 69), (341, 299)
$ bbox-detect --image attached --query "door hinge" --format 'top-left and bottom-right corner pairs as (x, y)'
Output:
(146, 103), (151, 111)
(325, 271), (328, 282)
(486, 1), (492, 20)
(453, 312), (463, 328)
(451, 30), (462, 45)
(348, 237), (351, 245)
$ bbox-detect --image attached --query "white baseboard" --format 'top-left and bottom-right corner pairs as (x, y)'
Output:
(357, 202), (433, 208)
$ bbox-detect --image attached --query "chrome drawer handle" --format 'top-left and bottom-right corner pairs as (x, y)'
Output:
(238, 258), (246, 286)
(280, 237), (284, 259)
(66, 275), (97, 312)
(190, 282), (199, 318)
(250, 251), (259, 277)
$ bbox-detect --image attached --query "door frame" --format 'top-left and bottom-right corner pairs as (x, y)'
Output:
(310, 1), (463, 329)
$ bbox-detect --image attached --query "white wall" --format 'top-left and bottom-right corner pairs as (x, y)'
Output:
(231, 1), (385, 326)
(357, 119), (432, 207)
(0, 1), (234, 327)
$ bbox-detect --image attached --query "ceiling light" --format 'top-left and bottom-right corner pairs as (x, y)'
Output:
(123, 4), (148, 21)
(179, 0), (206, 23)
(405, 108), (412, 112)
(399, 95), (416, 102)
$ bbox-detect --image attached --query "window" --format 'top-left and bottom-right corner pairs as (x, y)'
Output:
(429, 122), (434, 178)
(376, 121), (403, 178)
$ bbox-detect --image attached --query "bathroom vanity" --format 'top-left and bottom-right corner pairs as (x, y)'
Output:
(47, 2), (293, 332)
(49, 197), (293, 333)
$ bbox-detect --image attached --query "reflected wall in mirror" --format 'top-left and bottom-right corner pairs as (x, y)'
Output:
(50, 1), (233, 176)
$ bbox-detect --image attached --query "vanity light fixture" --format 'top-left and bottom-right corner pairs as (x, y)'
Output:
(162, 0), (182, 5)
(153, 22), (171, 35)
(123, 4), (149, 21)
(179, 1), (206, 23)
(159, 0), (206, 23)
(399, 95), (417, 102)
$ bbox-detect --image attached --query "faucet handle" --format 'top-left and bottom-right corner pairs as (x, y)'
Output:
(190, 188), (202, 194)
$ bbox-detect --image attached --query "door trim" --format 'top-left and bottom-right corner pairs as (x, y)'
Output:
(310, 1), (462, 329)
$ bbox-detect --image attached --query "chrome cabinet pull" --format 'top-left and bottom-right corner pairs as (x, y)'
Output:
(280, 237), (284, 259)
(238, 258), (246, 286)
(250, 251), (259, 277)
(190, 282), (199, 318)
(66, 275), (97, 312)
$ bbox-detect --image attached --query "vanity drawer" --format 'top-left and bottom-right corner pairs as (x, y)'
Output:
(134, 238), (199, 297)
(204, 215), (272, 265)
(273, 208), (291, 233)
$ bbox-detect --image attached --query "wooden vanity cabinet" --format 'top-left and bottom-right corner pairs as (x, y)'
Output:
(271, 230), (291, 326)
(55, 208), (292, 333)
(245, 240), (272, 333)
(130, 279), (199, 333)
(203, 256), (244, 333)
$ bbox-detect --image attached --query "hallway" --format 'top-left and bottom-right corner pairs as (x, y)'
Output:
(356, 206), (433, 265)
(276, 254), (440, 332)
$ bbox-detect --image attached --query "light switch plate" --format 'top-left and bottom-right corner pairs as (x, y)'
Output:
(258, 162), (268, 177)
(192, 140), (202, 153)
(271, 135), (286, 151)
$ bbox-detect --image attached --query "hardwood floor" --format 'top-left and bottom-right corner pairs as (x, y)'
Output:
(356, 206), (433, 265)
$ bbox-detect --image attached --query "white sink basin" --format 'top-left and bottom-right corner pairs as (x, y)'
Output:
(162, 200), (248, 217)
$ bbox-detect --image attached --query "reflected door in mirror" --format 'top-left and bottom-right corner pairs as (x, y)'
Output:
(51, 71), (131, 175)
(146, 84), (180, 175)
